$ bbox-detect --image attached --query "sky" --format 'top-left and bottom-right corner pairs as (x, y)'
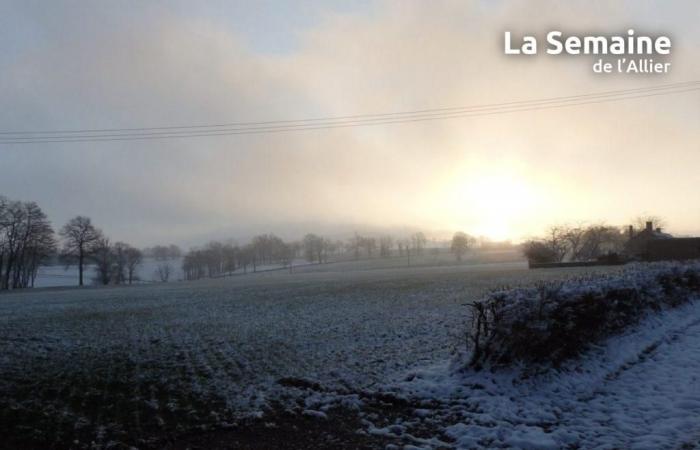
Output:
(0, 0), (698, 247)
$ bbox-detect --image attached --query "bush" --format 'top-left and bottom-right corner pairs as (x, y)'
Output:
(522, 240), (559, 264)
(465, 261), (700, 369)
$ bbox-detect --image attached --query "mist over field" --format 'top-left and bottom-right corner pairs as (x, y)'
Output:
(2, 1), (700, 449)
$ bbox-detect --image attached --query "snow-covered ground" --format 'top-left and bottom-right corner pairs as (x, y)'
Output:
(32, 257), (319, 287)
(33, 257), (187, 287)
(32, 248), (524, 288)
(5, 261), (698, 448)
(336, 291), (700, 449)
(0, 262), (586, 446)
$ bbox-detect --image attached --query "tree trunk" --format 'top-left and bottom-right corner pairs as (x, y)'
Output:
(3, 250), (14, 290)
(78, 248), (84, 286)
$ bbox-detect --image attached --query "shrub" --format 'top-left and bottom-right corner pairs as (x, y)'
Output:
(522, 240), (559, 264)
(465, 261), (700, 369)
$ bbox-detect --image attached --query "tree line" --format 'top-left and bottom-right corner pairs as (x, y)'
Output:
(0, 196), (144, 289)
(0, 197), (56, 289)
(522, 217), (663, 264)
(1, 195), (485, 288)
(180, 231), (457, 281)
(56, 216), (143, 286)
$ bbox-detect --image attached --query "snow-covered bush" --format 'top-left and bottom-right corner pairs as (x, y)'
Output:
(466, 261), (700, 369)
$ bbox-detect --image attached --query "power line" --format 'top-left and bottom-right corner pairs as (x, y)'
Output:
(4, 85), (698, 143)
(2, 80), (697, 135)
(1, 81), (698, 144)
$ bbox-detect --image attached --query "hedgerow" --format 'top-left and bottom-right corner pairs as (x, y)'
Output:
(465, 261), (700, 369)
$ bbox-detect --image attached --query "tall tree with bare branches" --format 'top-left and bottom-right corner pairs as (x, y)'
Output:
(60, 216), (103, 286)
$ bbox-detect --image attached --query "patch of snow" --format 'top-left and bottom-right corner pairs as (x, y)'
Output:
(382, 298), (700, 449)
(302, 409), (328, 420)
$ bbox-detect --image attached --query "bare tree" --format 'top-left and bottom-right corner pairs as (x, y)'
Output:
(543, 226), (568, 262)
(182, 248), (206, 280)
(578, 225), (625, 261)
(149, 244), (181, 260)
(155, 263), (172, 282)
(450, 231), (475, 261)
(632, 214), (667, 232)
(148, 243), (181, 281)
(563, 224), (587, 261)
(401, 238), (413, 265)
(280, 242), (295, 269)
(202, 241), (223, 277)
(348, 234), (362, 260)
(290, 241), (303, 259)
(361, 236), (377, 258)
(333, 240), (344, 257)
(124, 246), (143, 284)
(92, 237), (114, 285)
(0, 199), (56, 289)
(303, 234), (324, 263)
(321, 238), (335, 263)
(523, 240), (559, 264)
(0, 197), (7, 285)
(59, 216), (103, 286)
(379, 236), (394, 258)
(1, 200), (26, 289)
(112, 242), (129, 284)
(222, 243), (239, 275)
(240, 244), (257, 273)
(21, 206), (56, 288)
(111, 242), (142, 284)
(167, 244), (182, 258)
(528, 223), (626, 263)
(411, 232), (427, 255)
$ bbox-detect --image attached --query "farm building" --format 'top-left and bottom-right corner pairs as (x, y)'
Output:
(646, 238), (700, 261)
(625, 221), (700, 261)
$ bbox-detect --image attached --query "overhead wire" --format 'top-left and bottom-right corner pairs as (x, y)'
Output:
(1, 81), (697, 144)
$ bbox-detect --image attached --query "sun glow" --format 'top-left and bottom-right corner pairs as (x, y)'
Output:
(439, 169), (542, 242)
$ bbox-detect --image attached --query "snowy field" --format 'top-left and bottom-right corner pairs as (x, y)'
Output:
(1, 260), (597, 447)
(5, 260), (696, 449)
(33, 257), (186, 287)
(32, 248), (523, 288)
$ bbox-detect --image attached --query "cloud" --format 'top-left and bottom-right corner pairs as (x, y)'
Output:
(0, 0), (698, 245)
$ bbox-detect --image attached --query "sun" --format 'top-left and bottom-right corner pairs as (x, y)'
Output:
(440, 170), (540, 242)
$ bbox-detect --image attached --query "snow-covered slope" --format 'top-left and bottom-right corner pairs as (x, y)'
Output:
(365, 292), (700, 449)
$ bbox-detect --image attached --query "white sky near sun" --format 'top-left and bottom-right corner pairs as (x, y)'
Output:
(0, 0), (698, 246)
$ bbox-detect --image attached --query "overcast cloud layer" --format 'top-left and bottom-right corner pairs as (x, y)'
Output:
(0, 0), (698, 246)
